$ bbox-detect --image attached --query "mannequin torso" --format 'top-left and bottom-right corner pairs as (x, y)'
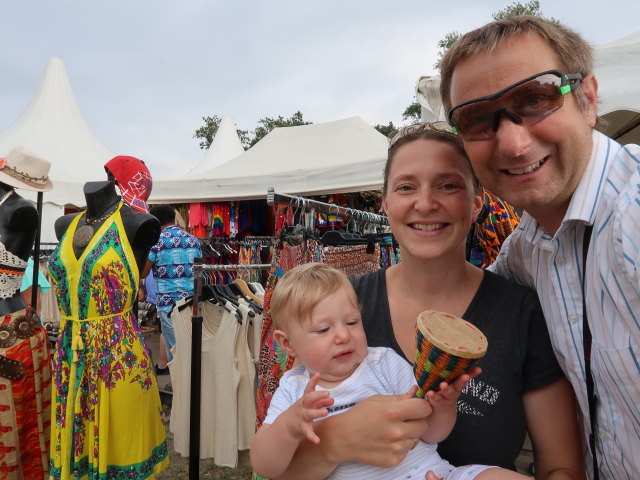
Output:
(54, 181), (160, 271)
(0, 182), (38, 315)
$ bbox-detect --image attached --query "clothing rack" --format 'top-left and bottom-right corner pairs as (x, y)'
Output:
(266, 187), (389, 227)
(189, 260), (271, 480)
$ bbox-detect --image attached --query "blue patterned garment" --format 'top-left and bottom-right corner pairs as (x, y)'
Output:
(148, 225), (202, 312)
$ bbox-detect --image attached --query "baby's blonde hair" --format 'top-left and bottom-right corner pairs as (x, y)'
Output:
(270, 263), (357, 330)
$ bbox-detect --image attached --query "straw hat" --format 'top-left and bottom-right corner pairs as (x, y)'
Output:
(0, 147), (53, 192)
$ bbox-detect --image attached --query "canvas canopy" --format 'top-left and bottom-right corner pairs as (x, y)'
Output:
(151, 116), (389, 203)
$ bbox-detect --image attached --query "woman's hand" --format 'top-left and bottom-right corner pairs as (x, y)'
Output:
(274, 388), (432, 480)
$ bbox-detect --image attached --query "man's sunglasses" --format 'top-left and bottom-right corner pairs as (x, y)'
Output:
(447, 70), (583, 141)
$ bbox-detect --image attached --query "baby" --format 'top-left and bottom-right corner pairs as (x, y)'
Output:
(250, 263), (528, 480)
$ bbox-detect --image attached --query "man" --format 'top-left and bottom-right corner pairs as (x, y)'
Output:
(439, 15), (639, 479)
(144, 205), (202, 369)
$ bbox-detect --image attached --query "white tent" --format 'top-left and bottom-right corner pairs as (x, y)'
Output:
(183, 116), (245, 178)
(0, 58), (116, 242)
(415, 31), (640, 145)
(0, 58), (115, 207)
(594, 30), (640, 144)
(151, 116), (389, 203)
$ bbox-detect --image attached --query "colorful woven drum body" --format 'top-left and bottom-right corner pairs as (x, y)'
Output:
(413, 311), (488, 398)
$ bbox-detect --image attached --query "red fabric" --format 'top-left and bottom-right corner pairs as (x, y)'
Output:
(104, 156), (152, 212)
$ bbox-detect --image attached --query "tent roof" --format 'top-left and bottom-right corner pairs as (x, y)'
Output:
(0, 58), (115, 206)
(151, 116), (388, 203)
(594, 30), (640, 144)
(183, 116), (245, 178)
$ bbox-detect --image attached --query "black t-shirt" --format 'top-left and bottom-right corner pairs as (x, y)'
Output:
(350, 268), (564, 470)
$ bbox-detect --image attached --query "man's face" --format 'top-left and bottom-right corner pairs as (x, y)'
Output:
(448, 33), (597, 230)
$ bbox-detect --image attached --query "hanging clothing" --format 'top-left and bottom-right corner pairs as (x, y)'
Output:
(169, 299), (240, 466)
(0, 306), (51, 480)
(47, 204), (168, 479)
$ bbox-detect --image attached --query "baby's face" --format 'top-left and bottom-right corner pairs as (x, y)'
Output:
(286, 286), (367, 388)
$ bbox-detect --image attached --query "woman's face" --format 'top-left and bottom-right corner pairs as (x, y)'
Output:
(383, 138), (483, 263)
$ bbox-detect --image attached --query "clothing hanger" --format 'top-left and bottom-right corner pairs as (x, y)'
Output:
(232, 278), (263, 306)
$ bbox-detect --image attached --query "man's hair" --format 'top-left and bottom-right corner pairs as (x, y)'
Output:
(439, 15), (594, 115)
(384, 129), (481, 196)
(149, 205), (176, 226)
(270, 263), (356, 330)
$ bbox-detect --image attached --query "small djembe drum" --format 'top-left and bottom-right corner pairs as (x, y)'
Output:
(413, 311), (488, 398)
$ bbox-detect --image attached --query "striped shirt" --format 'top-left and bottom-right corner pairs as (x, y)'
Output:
(490, 131), (640, 479)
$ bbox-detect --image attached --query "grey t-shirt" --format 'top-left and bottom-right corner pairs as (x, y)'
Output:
(350, 268), (564, 470)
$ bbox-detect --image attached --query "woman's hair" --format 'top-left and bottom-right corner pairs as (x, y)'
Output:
(439, 15), (594, 115)
(384, 128), (481, 196)
(149, 205), (176, 226)
(270, 263), (357, 330)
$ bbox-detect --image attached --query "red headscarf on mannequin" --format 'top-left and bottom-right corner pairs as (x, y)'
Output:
(104, 156), (152, 213)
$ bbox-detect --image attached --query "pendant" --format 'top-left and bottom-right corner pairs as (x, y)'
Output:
(73, 224), (95, 249)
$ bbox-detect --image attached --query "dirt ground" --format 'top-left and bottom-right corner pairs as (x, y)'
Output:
(156, 402), (253, 480)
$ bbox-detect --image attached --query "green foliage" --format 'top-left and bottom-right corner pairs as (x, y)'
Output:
(250, 111), (312, 148)
(492, 0), (543, 20)
(402, 101), (422, 123)
(193, 111), (310, 150)
(433, 31), (461, 70)
(374, 121), (397, 138)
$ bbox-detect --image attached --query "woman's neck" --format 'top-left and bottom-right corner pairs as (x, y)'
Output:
(83, 181), (120, 219)
(390, 251), (481, 301)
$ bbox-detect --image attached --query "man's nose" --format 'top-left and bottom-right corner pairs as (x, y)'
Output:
(493, 111), (533, 158)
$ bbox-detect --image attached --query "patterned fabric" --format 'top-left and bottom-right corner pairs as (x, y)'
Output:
(0, 307), (51, 480)
(490, 131), (640, 479)
(323, 244), (381, 276)
(468, 190), (520, 268)
(148, 225), (201, 313)
(47, 203), (168, 479)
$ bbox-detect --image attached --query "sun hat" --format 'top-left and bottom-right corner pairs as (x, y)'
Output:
(0, 146), (53, 192)
(104, 155), (152, 213)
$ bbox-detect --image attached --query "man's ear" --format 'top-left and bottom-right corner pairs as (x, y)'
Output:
(580, 73), (599, 128)
(274, 329), (296, 358)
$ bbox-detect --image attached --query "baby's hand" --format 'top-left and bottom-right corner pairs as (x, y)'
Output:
(426, 367), (481, 409)
(292, 372), (333, 444)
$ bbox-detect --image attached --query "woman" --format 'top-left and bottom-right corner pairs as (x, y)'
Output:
(275, 125), (585, 479)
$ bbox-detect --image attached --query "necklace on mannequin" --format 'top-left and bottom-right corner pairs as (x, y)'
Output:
(73, 201), (121, 249)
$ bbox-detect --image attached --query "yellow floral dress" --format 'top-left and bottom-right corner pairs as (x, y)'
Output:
(47, 203), (168, 479)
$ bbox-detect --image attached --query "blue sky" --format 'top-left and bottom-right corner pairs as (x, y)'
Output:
(2, 1), (638, 177)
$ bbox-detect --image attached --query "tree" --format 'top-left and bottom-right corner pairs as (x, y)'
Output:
(249, 111), (312, 148)
(433, 1), (555, 71)
(193, 111), (310, 150)
(402, 101), (422, 124)
(374, 121), (397, 138)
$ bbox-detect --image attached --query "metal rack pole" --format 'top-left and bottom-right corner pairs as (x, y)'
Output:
(266, 186), (388, 226)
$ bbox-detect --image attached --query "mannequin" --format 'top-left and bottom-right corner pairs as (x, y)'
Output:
(0, 181), (38, 315)
(48, 178), (168, 479)
(0, 145), (53, 480)
(54, 180), (160, 271)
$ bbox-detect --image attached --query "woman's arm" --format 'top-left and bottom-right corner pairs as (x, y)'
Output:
(273, 393), (431, 480)
(523, 378), (586, 480)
